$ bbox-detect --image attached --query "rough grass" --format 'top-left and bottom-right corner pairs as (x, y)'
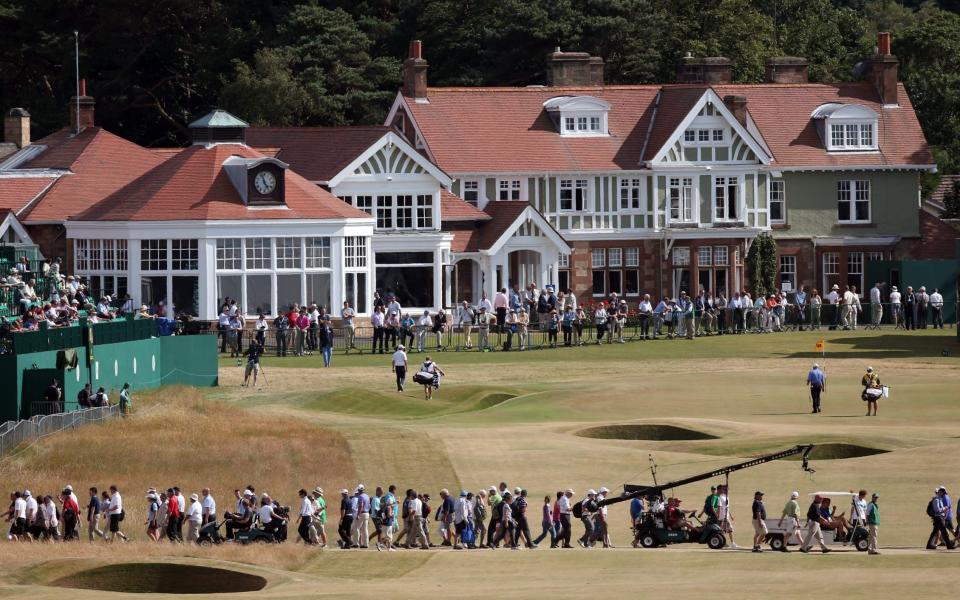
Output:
(0, 386), (357, 527)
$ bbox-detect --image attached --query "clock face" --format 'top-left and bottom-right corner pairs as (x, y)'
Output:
(253, 170), (277, 195)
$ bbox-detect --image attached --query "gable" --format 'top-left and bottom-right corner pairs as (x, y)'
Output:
(0, 211), (36, 245)
(512, 218), (546, 239)
(648, 88), (772, 166)
(327, 131), (452, 188)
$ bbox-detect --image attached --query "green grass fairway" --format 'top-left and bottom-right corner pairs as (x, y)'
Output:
(2, 329), (959, 599)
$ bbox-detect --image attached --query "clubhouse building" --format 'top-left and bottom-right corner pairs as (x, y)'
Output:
(0, 33), (941, 320)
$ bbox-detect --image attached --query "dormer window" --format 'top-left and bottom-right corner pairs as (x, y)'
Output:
(812, 104), (879, 152)
(544, 96), (610, 137)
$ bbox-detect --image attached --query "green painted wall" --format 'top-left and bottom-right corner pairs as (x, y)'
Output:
(775, 171), (920, 238)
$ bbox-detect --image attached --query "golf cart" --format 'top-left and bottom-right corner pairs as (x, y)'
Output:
(197, 519), (226, 546)
(634, 510), (726, 549)
(764, 491), (870, 552)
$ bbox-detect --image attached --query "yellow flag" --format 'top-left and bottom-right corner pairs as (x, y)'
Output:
(815, 339), (825, 351)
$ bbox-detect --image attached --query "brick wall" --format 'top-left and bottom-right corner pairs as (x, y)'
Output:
(24, 224), (69, 268)
(900, 209), (959, 260)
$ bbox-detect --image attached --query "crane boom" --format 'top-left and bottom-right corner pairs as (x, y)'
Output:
(597, 444), (815, 509)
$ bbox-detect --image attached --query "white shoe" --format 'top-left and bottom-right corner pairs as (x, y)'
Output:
(731, 543), (740, 549)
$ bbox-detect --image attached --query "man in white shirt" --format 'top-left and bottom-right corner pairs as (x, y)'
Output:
(718, 484), (738, 549)
(387, 295), (402, 318)
(869, 282), (883, 327)
(107, 485), (128, 542)
(201, 488), (216, 526)
(391, 344), (408, 392)
(298, 489), (315, 544)
(175, 487), (186, 540)
(888, 285), (902, 327)
(826, 284), (840, 329)
(457, 301), (475, 349)
(841, 286), (856, 330)
(341, 301), (357, 349)
(416, 310), (433, 352)
(638, 294), (653, 339)
(11, 491), (28, 540)
(557, 489), (573, 548)
(930, 288), (945, 329)
(477, 292), (493, 314)
(258, 494), (284, 535)
(453, 490), (472, 549)
(184, 493), (203, 541)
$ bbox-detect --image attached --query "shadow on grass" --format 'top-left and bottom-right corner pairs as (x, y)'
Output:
(785, 334), (959, 360)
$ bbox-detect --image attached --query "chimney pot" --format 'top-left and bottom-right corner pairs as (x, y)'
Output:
(877, 31), (891, 55)
(69, 84), (96, 133)
(80, 78), (86, 96)
(4, 107), (30, 149)
(409, 40), (422, 60)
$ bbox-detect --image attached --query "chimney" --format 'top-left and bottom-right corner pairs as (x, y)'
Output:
(869, 32), (899, 106)
(546, 47), (605, 87)
(402, 40), (429, 100)
(69, 79), (95, 133)
(4, 108), (30, 149)
(765, 57), (808, 84)
(723, 95), (748, 127)
(677, 55), (732, 84)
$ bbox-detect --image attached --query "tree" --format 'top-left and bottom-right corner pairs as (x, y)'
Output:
(941, 179), (960, 219)
(219, 49), (313, 127)
(746, 234), (778, 298)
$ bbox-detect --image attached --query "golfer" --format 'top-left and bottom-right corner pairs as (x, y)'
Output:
(861, 366), (881, 416)
(777, 491), (802, 553)
(806, 364), (825, 413)
(391, 345), (408, 392)
(242, 340), (263, 388)
(419, 356), (445, 401)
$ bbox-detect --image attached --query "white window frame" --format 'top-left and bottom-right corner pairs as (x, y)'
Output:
(608, 248), (622, 268)
(827, 121), (877, 151)
(245, 237), (271, 271)
(625, 247), (639, 267)
(682, 128), (726, 146)
(779, 255), (797, 292)
(698, 246), (712, 267)
(461, 180), (480, 206)
(713, 246), (729, 267)
(591, 248), (605, 268)
(668, 177), (695, 224)
(140, 239), (168, 272)
(769, 180), (786, 224)
(344, 236), (368, 269)
(561, 111), (607, 136)
(713, 175), (740, 222)
(275, 237), (302, 270)
(837, 180), (871, 224)
(171, 239), (199, 271)
(618, 177), (645, 213)
(497, 178), (523, 201)
(672, 247), (690, 266)
(559, 179), (589, 212)
(216, 238), (242, 270)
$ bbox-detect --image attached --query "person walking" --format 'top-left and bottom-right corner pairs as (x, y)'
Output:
(273, 310), (289, 356)
(106, 485), (128, 542)
(419, 356), (445, 401)
(318, 319), (334, 367)
(352, 485), (371, 549)
(297, 489), (315, 545)
(242, 340), (263, 388)
(927, 487), (955, 550)
(861, 366), (881, 417)
(146, 492), (161, 542)
(806, 363), (826, 414)
(777, 491), (802, 553)
(184, 493), (202, 543)
(866, 493), (880, 555)
(751, 491), (767, 553)
(799, 495), (830, 553)
(391, 344), (408, 392)
(718, 484), (737, 549)
(371, 306), (386, 354)
(87, 486), (105, 542)
(578, 490), (598, 548)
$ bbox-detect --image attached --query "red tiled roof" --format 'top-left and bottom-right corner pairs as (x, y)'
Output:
(150, 148), (185, 159)
(713, 82), (933, 167)
(19, 127), (166, 222)
(441, 189), (490, 222)
(479, 201), (531, 249)
(245, 126), (390, 181)
(405, 82), (932, 171)
(448, 227), (480, 252)
(74, 144), (371, 222)
(407, 86), (660, 173)
(0, 177), (55, 213)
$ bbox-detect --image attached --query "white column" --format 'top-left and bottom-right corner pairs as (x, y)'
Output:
(128, 239), (142, 310)
(199, 239), (216, 320)
(482, 254), (497, 301)
(433, 247), (443, 311)
(331, 236), (344, 315)
(444, 264), (453, 308)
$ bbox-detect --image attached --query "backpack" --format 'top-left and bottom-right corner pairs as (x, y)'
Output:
(572, 501), (583, 519)
(461, 522), (476, 545)
(927, 499), (937, 518)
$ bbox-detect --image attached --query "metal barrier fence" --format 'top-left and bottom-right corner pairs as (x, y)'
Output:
(0, 405), (120, 455)
(213, 302), (953, 357)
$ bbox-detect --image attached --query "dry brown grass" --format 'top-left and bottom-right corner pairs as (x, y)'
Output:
(0, 386), (357, 528)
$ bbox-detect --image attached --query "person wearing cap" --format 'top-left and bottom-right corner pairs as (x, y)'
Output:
(183, 493), (202, 542)
(888, 285), (902, 327)
(799, 495), (830, 553)
(595, 486), (612, 548)
(578, 490), (598, 548)
(486, 486), (502, 548)
(826, 283), (840, 329)
(452, 490), (471, 549)
(146, 492), (161, 542)
(777, 491), (802, 553)
(927, 487), (955, 549)
(391, 343), (408, 392)
(861, 366), (881, 417)
(866, 493), (880, 554)
(904, 285), (916, 330)
(807, 363), (826, 414)
(917, 285), (930, 328)
(352, 485), (371, 549)
(701, 485), (720, 525)
(310, 488), (327, 547)
(513, 488), (535, 548)
(60, 487), (80, 541)
(751, 491), (767, 553)
(337, 489), (353, 548)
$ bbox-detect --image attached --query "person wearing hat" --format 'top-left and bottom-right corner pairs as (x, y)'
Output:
(807, 363), (826, 413)
(861, 366), (881, 416)
(578, 489), (598, 548)
(917, 285), (930, 329)
(146, 492), (161, 542)
(927, 487), (955, 550)
(826, 283), (840, 330)
(595, 486), (612, 548)
(351, 485), (370, 549)
(777, 491), (802, 553)
(224, 491), (253, 541)
(61, 487), (80, 541)
(452, 490), (472, 549)
(391, 343), (408, 392)
(336, 489), (353, 548)
(889, 285), (902, 327)
(865, 493), (881, 554)
(904, 285), (917, 330)
(309, 488), (327, 547)
(799, 495), (830, 553)
(751, 491), (768, 552)
(701, 485), (720, 525)
(184, 493), (203, 542)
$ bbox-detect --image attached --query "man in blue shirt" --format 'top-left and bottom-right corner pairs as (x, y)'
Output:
(807, 363), (826, 413)
(629, 496), (645, 548)
(794, 286), (807, 331)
